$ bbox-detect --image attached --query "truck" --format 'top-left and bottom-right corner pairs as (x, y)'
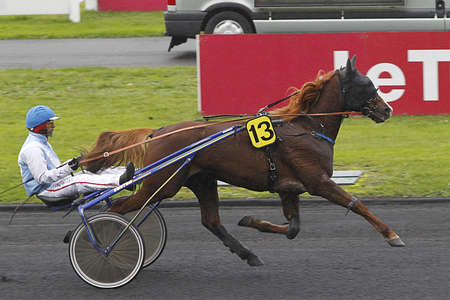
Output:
(164, 0), (448, 50)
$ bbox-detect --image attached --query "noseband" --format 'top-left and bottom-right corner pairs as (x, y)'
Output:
(361, 95), (379, 117)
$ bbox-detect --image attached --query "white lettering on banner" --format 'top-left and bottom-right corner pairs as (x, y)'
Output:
(367, 63), (405, 102)
(333, 51), (406, 103)
(408, 50), (450, 101)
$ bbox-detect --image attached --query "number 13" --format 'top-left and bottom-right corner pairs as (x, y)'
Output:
(246, 116), (277, 148)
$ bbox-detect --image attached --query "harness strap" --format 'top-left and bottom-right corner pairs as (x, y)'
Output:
(286, 131), (335, 145)
(263, 145), (278, 193)
(337, 68), (350, 110)
(257, 90), (301, 113)
(312, 132), (335, 145)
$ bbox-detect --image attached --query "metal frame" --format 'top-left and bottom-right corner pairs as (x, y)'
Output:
(57, 124), (245, 255)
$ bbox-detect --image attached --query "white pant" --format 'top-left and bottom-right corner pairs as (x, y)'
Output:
(37, 167), (125, 203)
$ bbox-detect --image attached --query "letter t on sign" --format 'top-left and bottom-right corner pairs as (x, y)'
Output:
(408, 50), (450, 101)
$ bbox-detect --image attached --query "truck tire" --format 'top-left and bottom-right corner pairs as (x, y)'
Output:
(204, 11), (254, 34)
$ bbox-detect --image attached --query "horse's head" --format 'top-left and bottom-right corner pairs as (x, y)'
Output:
(339, 56), (393, 123)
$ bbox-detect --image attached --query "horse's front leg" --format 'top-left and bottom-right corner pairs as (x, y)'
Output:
(186, 173), (264, 266)
(239, 193), (300, 239)
(309, 174), (405, 247)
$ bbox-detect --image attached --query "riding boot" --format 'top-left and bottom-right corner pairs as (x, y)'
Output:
(119, 162), (135, 191)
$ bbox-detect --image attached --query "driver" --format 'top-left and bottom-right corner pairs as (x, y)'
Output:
(18, 105), (134, 206)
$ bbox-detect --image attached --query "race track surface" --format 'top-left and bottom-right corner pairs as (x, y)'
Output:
(1, 202), (449, 299)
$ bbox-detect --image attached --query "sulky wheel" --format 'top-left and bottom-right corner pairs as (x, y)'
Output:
(204, 11), (254, 35)
(125, 205), (167, 268)
(69, 213), (145, 289)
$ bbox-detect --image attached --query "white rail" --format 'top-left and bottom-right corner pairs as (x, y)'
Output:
(0, 0), (98, 23)
(218, 170), (363, 186)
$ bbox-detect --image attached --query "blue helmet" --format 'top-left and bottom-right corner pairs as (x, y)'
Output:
(25, 105), (60, 129)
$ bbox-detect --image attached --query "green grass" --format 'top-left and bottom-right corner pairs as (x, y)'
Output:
(334, 116), (449, 198)
(0, 67), (449, 204)
(0, 9), (165, 39)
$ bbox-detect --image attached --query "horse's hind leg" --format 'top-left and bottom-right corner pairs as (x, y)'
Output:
(185, 173), (264, 266)
(310, 174), (405, 247)
(238, 192), (300, 239)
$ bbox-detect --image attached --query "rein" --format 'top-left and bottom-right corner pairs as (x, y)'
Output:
(272, 111), (359, 118)
(80, 76), (359, 165)
(79, 118), (252, 165)
(80, 110), (358, 166)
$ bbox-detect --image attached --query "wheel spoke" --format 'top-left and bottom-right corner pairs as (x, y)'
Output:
(69, 213), (144, 288)
(125, 207), (167, 268)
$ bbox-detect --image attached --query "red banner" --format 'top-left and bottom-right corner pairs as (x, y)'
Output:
(98, 0), (166, 11)
(198, 32), (450, 115)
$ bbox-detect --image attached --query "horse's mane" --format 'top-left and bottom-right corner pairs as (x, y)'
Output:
(83, 128), (154, 173)
(269, 70), (336, 121)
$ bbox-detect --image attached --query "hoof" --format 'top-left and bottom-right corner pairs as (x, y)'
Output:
(387, 237), (406, 247)
(238, 216), (254, 227)
(247, 254), (264, 267)
(286, 216), (300, 240)
(286, 230), (297, 240)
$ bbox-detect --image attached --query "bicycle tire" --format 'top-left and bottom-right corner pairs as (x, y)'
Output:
(68, 213), (145, 289)
(125, 206), (167, 268)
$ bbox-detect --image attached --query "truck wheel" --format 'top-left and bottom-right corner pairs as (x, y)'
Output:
(204, 11), (254, 34)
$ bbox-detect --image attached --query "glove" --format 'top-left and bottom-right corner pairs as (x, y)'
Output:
(68, 157), (80, 171)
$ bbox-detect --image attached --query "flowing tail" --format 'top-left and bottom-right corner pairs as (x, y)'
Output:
(83, 128), (154, 173)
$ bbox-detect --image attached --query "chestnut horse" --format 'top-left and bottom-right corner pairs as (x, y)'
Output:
(84, 56), (405, 266)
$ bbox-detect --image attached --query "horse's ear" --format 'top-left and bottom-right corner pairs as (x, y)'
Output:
(346, 58), (354, 77)
(345, 55), (357, 78)
(351, 55), (357, 69)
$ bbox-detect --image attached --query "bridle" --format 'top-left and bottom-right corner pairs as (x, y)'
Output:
(337, 69), (379, 118)
(361, 95), (379, 118)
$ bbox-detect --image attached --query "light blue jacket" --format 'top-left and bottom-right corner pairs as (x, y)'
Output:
(18, 132), (71, 196)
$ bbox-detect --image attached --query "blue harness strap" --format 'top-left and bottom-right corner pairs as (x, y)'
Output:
(312, 132), (335, 145)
